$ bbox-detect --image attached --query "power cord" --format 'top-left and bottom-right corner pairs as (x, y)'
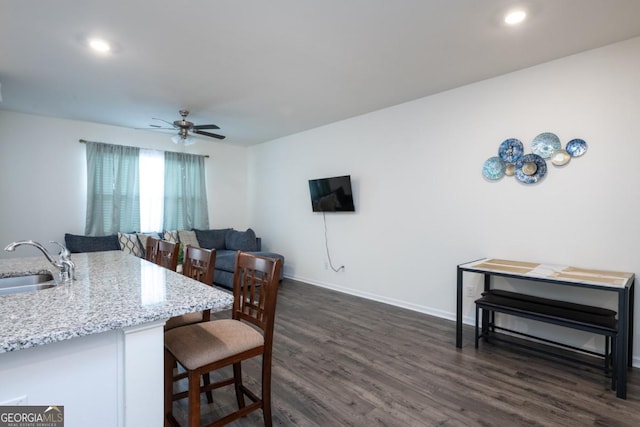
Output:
(323, 211), (345, 272)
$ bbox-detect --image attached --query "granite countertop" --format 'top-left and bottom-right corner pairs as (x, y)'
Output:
(0, 250), (234, 353)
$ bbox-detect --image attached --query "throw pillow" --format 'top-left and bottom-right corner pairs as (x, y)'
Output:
(64, 233), (120, 253)
(225, 228), (258, 251)
(178, 230), (200, 248)
(163, 230), (180, 243)
(135, 233), (160, 258)
(194, 228), (232, 250)
(118, 232), (144, 257)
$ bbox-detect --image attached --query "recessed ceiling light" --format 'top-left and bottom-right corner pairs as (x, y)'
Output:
(504, 10), (527, 25)
(88, 38), (112, 53)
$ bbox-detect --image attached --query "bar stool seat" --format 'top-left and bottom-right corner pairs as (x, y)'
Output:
(165, 319), (263, 370)
(165, 312), (204, 331)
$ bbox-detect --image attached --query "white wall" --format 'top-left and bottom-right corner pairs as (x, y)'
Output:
(0, 111), (249, 259)
(2, 36), (638, 363)
(249, 37), (640, 362)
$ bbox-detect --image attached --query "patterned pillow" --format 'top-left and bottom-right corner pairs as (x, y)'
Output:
(178, 230), (200, 248)
(163, 230), (180, 243)
(118, 232), (144, 257)
(136, 233), (160, 257)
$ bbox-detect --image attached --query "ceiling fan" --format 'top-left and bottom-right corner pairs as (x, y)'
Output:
(148, 109), (225, 145)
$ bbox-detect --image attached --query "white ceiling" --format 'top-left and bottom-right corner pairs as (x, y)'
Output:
(1, 0), (640, 146)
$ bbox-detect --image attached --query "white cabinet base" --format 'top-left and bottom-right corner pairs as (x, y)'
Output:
(0, 320), (165, 427)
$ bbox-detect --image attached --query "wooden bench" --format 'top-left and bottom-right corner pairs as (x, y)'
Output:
(475, 289), (618, 378)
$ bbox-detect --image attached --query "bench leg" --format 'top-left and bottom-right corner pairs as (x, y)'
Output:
(482, 308), (490, 342)
(490, 310), (495, 332)
(475, 304), (480, 348)
(611, 336), (617, 391)
(604, 336), (610, 375)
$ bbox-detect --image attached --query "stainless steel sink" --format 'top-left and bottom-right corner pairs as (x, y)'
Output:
(0, 273), (56, 295)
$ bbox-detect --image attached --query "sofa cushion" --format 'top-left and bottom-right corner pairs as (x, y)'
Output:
(178, 230), (200, 248)
(225, 228), (258, 251)
(118, 232), (144, 257)
(215, 250), (237, 273)
(65, 233), (120, 253)
(194, 228), (232, 250)
(215, 251), (284, 274)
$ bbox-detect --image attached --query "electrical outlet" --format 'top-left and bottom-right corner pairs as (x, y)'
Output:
(1, 395), (27, 405)
(324, 261), (329, 270)
(465, 285), (475, 297)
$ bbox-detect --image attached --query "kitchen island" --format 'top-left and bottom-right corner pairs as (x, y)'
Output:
(0, 250), (233, 427)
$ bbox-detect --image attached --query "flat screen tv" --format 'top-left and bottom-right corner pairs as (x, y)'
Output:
(308, 175), (355, 212)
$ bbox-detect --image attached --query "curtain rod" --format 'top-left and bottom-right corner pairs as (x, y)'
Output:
(78, 139), (210, 158)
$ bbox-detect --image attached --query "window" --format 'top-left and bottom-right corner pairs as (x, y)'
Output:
(139, 149), (164, 232)
(85, 141), (209, 235)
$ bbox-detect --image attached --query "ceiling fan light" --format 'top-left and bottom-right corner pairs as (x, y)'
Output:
(171, 134), (196, 145)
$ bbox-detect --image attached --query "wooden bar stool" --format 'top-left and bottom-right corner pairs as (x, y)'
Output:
(144, 236), (159, 262)
(155, 239), (180, 271)
(165, 245), (218, 404)
(164, 251), (282, 427)
(165, 245), (217, 331)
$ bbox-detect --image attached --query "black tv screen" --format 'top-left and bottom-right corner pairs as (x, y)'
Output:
(308, 175), (355, 212)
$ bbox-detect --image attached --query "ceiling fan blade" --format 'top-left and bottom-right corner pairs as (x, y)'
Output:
(193, 124), (220, 130)
(143, 125), (174, 130)
(135, 125), (174, 131)
(152, 118), (177, 128)
(194, 129), (226, 140)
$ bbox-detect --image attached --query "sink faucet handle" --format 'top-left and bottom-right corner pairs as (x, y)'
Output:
(50, 241), (71, 259)
(49, 241), (75, 282)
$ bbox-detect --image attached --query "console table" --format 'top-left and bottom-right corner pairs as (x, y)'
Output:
(456, 258), (635, 399)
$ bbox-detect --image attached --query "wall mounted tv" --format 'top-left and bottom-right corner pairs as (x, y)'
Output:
(308, 175), (355, 212)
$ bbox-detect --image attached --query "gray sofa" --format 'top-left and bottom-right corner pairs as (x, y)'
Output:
(65, 228), (285, 290)
(193, 228), (285, 289)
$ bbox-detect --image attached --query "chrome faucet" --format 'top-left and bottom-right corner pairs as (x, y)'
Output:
(4, 240), (75, 283)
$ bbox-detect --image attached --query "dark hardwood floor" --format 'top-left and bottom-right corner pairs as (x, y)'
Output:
(171, 279), (640, 426)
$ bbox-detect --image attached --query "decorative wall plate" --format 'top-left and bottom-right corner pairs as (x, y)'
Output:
(498, 138), (524, 163)
(482, 156), (506, 180)
(551, 149), (571, 166)
(504, 163), (515, 176)
(514, 153), (547, 184)
(531, 132), (561, 159)
(566, 138), (588, 157)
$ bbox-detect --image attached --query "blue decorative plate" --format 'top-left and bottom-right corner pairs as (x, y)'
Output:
(531, 132), (561, 159)
(514, 153), (547, 184)
(482, 156), (506, 180)
(566, 138), (588, 157)
(498, 138), (524, 163)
